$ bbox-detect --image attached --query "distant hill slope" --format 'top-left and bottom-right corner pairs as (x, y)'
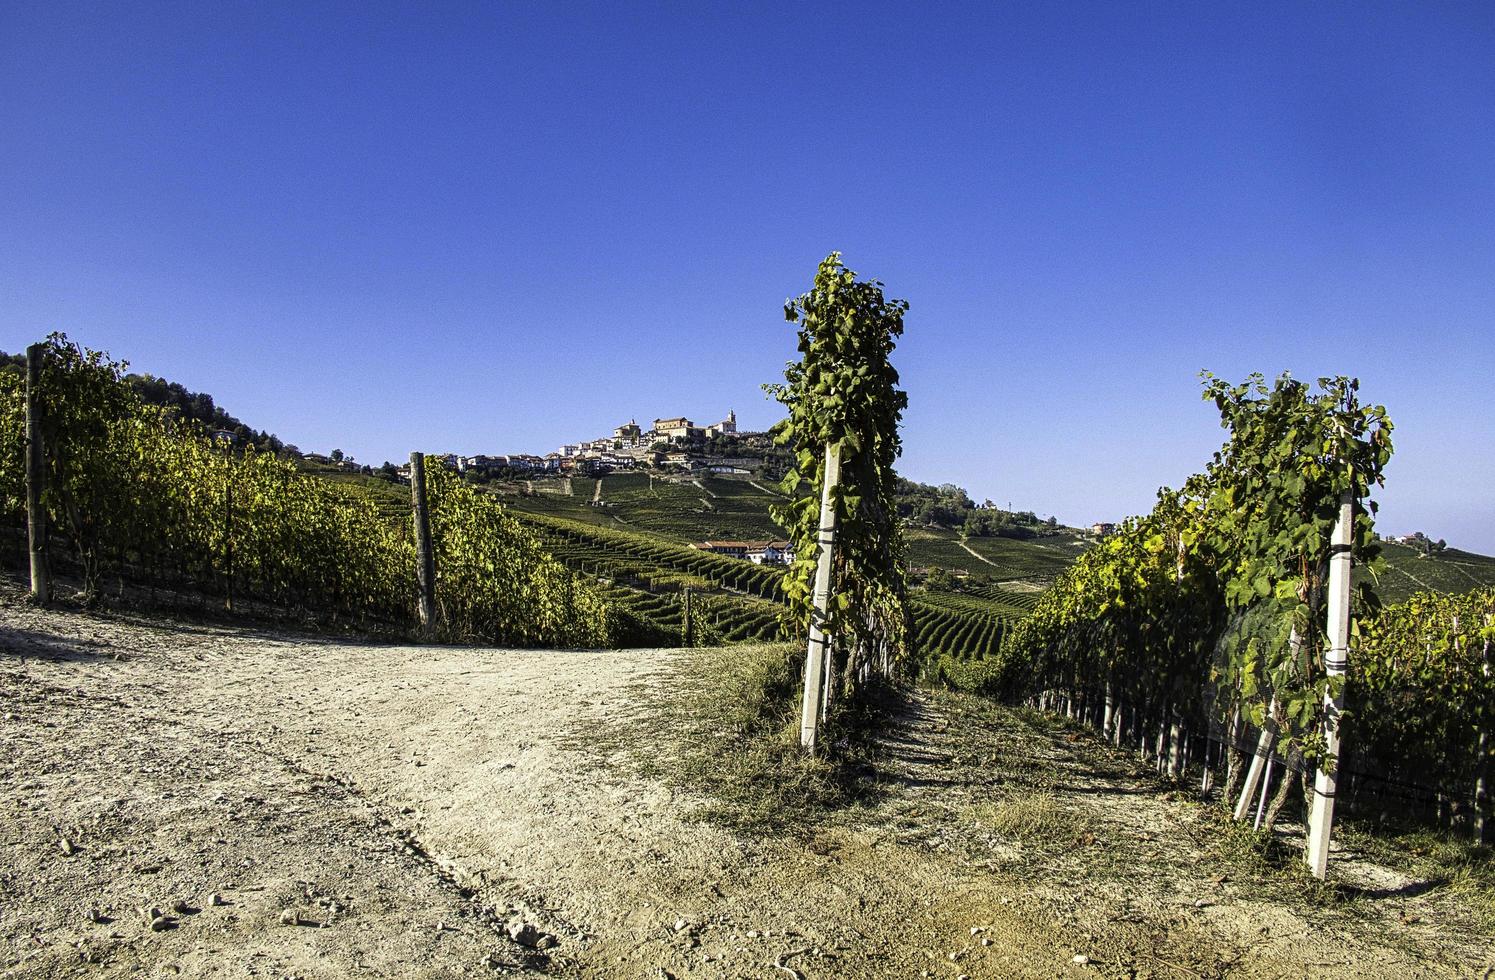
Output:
(334, 468), (1495, 602)
(1374, 541), (1495, 604)
(488, 473), (1091, 585)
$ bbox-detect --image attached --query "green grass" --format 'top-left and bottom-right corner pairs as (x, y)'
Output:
(498, 473), (788, 542)
(905, 526), (1085, 583)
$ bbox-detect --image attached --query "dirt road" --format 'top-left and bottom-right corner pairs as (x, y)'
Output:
(2, 595), (1490, 978)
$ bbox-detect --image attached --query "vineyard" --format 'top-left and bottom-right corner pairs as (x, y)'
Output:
(508, 509), (1034, 659)
(0, 337), (613, 648)
(4, 336), (1492, 858)
(991, 373), (1493, 855)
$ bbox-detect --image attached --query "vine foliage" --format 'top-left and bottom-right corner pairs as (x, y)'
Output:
(1, 334), (612, 647)
(767, 252), (910, 692)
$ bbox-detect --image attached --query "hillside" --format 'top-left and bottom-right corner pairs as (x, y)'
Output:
(485, 471), (1093, 584)
(1374, 541), (1495, 604)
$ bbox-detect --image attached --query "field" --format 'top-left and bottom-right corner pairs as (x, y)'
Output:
(5, 593), (1490, 979)
(497, 473), (789, 543)
(1375, 541), (1495, 603)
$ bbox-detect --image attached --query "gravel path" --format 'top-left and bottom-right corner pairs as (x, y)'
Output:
(3, 592), (1490, 979)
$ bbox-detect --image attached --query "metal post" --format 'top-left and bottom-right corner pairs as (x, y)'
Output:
(24, 343), (49, 605)
(799, 443), (841, 753)
(410, 452), (438, 640)
(1306, 492), (1353, 878)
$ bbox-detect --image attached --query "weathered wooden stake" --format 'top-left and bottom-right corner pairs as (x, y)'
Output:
(410, 452), (438, 640)
(1306, 492), (1353, 878)
(799, 443), (842, 754)
(682, 588), (693, 647)
(1477, 618), (1491, 844)
(25, 343), (50, 605)
(224, 479), (235, 612)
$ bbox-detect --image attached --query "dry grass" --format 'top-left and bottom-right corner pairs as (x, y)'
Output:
(974, 790), (1085, 842)
(657, 643), (881, 835)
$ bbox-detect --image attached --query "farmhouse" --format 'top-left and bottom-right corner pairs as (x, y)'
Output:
(693, 539), (794, 566)
(1091, 522), (1116, 536)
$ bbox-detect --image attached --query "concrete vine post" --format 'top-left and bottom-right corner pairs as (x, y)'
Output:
(410, 452), (438, 641)
(1234, 695), (1279, 821)
(24, 342), (50, 605)
(1306, 491), (1354, 878)
(799, 443), (842, 754)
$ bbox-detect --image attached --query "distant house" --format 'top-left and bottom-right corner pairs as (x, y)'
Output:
(746, 540), (793, 565)
(695, 540), (794, 566)
(1091, 522), (1116, 536)
(613, 419), (642, 442)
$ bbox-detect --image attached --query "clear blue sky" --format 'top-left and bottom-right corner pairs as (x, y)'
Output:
(3, 2), (1493, 551)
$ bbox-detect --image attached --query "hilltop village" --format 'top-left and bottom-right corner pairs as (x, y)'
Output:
(431, 411), (778, 479)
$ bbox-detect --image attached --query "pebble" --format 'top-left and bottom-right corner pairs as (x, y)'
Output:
(507, 922), (544, 948)
(1073, 953), (1091, 965)
(745, 930), (760, 939)
(673, 918), (688, 933)
(981, 938), (992, 947)
(279, 909), (300, 926)
(86, 907), (104, 924)
(171, 900), (191, 914)
(149, 916), (173, 932)
(207, 893), (225, 907)
(59, 837), (76, 856)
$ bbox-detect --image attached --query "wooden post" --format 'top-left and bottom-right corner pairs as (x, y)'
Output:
(410, 452), (438, 640)
(682, 587), (693, 647)
(1306, 492), (1353, 878)
(24, 343), (49, 605)
(799, 443), (842, 754)
(1477, 618), (1492, 845)
(224, 478), (235, 612)
(821, 633), (836, 718)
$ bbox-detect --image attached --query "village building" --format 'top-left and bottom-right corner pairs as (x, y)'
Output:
(705, 410), (738, 437)
(652, 416), (698, 442)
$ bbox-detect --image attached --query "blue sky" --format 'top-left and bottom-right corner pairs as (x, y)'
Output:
(3, 2), (1493, 551)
